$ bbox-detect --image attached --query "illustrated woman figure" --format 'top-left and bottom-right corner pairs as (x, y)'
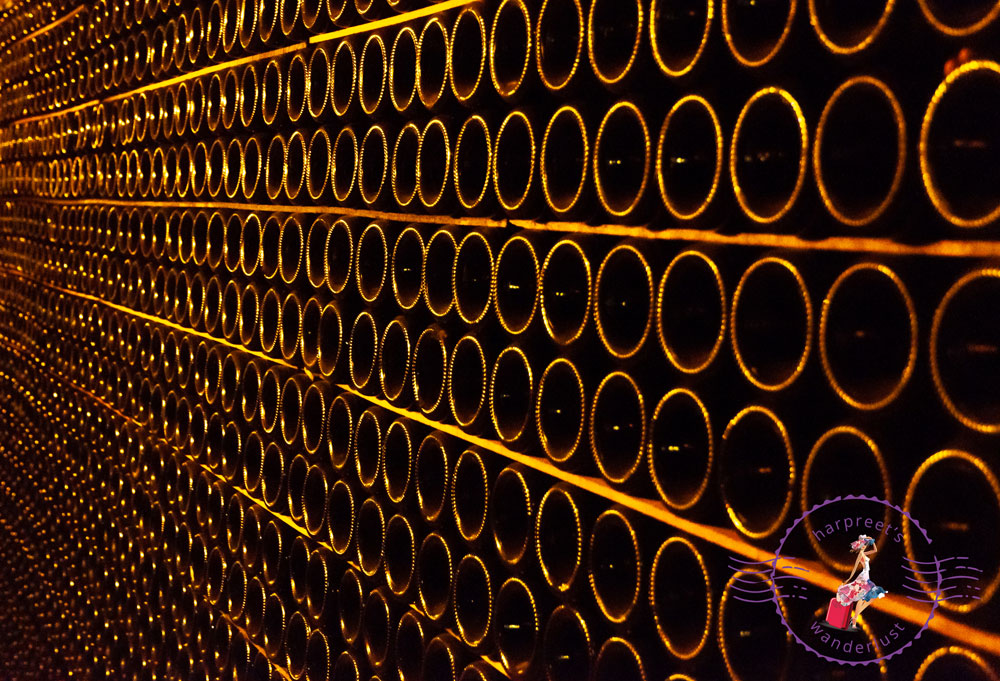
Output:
(836, 534), (888, 628)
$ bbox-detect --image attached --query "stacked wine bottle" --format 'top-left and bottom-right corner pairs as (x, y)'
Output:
(0, 0), (999, 679)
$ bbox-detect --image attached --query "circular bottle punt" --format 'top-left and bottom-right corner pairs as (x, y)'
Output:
(356, 496), (386, 577)
(904, 450), (1000, 612)
(536, 357), (587, 468)
(921, 61), (1000, 229)
(392, 226), (426, 311)
(588, 508), (643, 623)
(490, 0), (534, 101)
(356, 222), (388, 304)
(814, 77), (906, 227)
(413, 325), (450, 417)
(729, 87), (809, 225)
(649, 536), (712, 660)
(338, 567), (365, 647)
(720, 406), (796, 539)
(722, 0), (797, 68)
(535, 483), (584, 594)
(590, 370), (647, 486)
(656, 96), (724, 223)
(417, 531), (453, 622)
(656, 250), (726, 376)
(452, 553), (493, 649)
(917, 0), (1000, 37)
(354, 406), (386, 491)
(535, 0), (585, 93)
(730, 257), (812, 392)
(819, 263), (916, 410)
(424, 228), (458, 318)
(587, 0), (644, 88)
(328, 478), (356, 556)
(287, 454), (310, 522)
(415, 431), (451, 524)
(448, 334), (491, 432)
(542, 605), (592, 681)
(650, 0), (713, 77)
(493, 110), (538, 215)
(913, 646), (1000, 681)
(540, 238), (592, 346)
(450, 7), (488, 106)
(931, 269), (1000, 432)
(348, 311), (379, 392)
(808, 0), (895, 55)
(490, 346), (535, 447)
(801, 426), (891, 571)
(384, 512), (417, 597)
(305, 549), (333, 622)
(593, 243), (655, 359)
(540, 105), (590, 216)
(719, 568), (792, 681)
(648, 388), (714, 512)
(422, 633), (466, 681)
(383, 418), (415, 505)
(327, 392), (358, 471)
(395, 610), (427, 681)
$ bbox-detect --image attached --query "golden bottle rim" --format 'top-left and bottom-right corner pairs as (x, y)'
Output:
(448, 334), (488, 427)
(359, 124), (389, 205)
(535, 357), (586, 463)
(586, 0), (643, 85)
(593, 101), (650, 217)
(418, 17), (450, 109)
(449, 6), (486, 103)
(809, 0), (895, 54)
(656, 95), (723, 221)
(814, 77), (906, 226)
(650, 0), (713, 76)
(489, 345), (535, 444)
(453, 554), (493, 647)
(903, 449), (1000, 612)
(648, 387), (714, 511)
(360, 33), (388, 116)
(718, 568), (791, 681)
(391, 225), (426, 310)
(541, 105), (589, 214)
(721, 0), (797, 67)
(594, 243), (653, 359)
(492, 109), (536, 212)
(649, 536), (712, 659)
(534, 484), (583, 592)
(379, 318), (412, 402)
(730, 256), (812, 392)
(588, 508), (641, 623)
(452, 231), (494, 325)
(589, 370), (646, 484)
(490, 0), (532, 98)
(720, 405), (796, 539)
(917, 0), (1000, 36)
(390, 26), (419, 112)
(454, 114), (493, 210)
(729, 87), (808, 224)
(920, 60), (1000, 228)
(913, 646), (1000, 681)
(819, 263), (917, 410)
(417, 118), (452, 208)
(800, 425), (891, 573)
(656, 249), (726, 374)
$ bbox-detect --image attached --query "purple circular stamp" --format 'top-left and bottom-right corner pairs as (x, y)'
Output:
(763, 494), (943, 666)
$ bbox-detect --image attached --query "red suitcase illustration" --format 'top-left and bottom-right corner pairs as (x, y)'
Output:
(825, 597), (852, 628)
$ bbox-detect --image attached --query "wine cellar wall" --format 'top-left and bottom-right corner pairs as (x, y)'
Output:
(0, 0), (999, 679)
